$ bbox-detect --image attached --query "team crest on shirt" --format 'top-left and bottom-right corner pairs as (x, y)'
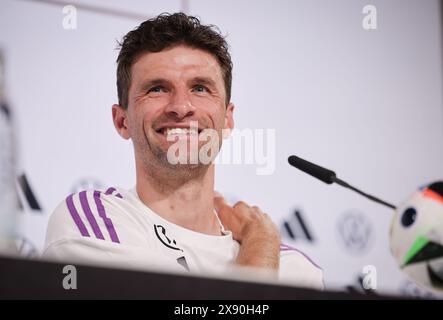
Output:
(154, 224), (182, 251)
(154, 224), (189, 271)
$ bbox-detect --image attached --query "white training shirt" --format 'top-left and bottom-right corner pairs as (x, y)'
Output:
(43, 187), (324, 290)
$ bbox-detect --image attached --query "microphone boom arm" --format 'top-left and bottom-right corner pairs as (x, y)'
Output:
(331, 176), (396, 210)
(288, 155), (397, 210)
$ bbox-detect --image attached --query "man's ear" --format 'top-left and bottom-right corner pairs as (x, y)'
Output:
(112, 104), (131, 140)
(223, 102), (235, 139)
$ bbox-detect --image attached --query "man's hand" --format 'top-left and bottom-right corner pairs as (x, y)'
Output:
(214, 193), (281, 271)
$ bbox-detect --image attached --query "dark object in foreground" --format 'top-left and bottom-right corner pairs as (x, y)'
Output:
(0, 255), (402, 299)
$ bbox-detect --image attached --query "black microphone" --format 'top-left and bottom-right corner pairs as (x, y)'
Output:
(288, 155), (396, 210)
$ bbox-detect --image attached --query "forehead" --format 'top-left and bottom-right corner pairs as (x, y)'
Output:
(130, 45), (224, 84)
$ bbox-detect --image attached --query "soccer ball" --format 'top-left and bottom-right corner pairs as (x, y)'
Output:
(390, 181), (443, 292)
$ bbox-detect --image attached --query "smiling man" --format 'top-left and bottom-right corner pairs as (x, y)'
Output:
(43, 13), (324, 290)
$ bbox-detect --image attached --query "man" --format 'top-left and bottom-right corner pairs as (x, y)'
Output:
(43, 13), (323, 290)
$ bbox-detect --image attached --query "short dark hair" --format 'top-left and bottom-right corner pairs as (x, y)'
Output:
(116, 12), (233, 109)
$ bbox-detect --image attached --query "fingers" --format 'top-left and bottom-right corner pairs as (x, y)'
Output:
(251, 205), (264, 215)
(213, 193), (267, 219)
(233, 201), (249, 210)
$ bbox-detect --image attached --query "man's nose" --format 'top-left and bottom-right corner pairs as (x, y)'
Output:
(164, 90), (196, 119)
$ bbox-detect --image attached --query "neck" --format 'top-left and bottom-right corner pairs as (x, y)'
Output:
(135, 161), (222, 236)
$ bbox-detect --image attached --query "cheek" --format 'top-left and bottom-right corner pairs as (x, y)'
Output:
(193, 99), (225, 125)
(141, 112), (157, 136)
(133, 101), (162, 128)
(202, 110), (224, 132)
(213, 108), (228, 128)
(126, 111), (150, 141)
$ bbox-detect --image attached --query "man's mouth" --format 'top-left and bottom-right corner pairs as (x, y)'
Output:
(155, 125), (204, 139)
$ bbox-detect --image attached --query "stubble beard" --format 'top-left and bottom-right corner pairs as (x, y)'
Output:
(136, 123), (212, 192)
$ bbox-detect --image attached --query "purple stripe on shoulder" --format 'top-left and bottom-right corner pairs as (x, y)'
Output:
(94, 191), (120, 243)
(105, 187), (123, 199)
(66, 194), (90, 237)
(79, 191), (105, 240)
(105, 187), (116, 195)
(280, 243), (322, 270)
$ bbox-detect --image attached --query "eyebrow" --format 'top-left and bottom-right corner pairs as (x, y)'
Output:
(138, 76), (218, 92)
(189, 77), (217, 89)
(138, 78), (171, 92)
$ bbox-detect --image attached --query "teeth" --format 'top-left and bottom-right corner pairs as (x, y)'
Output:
(165, 128), (198, 136)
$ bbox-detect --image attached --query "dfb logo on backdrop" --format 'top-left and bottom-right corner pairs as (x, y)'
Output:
(336, 211), (373, 255)
(281, 209), (314, 243)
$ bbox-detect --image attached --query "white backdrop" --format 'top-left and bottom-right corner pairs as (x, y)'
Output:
(1, 0), (442, 297)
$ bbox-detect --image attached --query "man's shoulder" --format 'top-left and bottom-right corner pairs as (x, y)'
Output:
(279, 244), (322, 269)
(42, 187), (185, 271)
(278, 243), (325, 290)
(45, 187), (134, 248)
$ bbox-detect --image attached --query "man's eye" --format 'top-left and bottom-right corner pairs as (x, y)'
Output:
(193, 85), (208, 93)
(147, 86), (165, 94)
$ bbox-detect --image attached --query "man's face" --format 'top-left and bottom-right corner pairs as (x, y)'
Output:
(116, 45), (234, 172)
